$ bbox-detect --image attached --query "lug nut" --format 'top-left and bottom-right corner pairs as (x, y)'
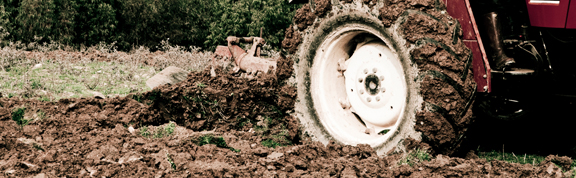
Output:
(381, 87), (386, 93)
(364, 69), (368, 74)
(358, 78), (363, 83)
(376, 96), (381, 101)
(367, 97), (372, 102)
(380, 75), (385, 81)
(373, 68), (377, 73)
(360, 90), (365, 94)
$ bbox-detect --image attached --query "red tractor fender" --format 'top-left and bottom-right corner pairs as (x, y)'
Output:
(445, 0), (492, 92)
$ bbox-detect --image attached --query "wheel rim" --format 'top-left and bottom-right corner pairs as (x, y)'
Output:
(310, 25), (408, 146)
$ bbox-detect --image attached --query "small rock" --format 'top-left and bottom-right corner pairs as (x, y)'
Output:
(210, 67), (217, 77)
(32, 173), (47, 178)
(5, 169), (15, 174)
(36, 90), (48, 96)
(546, 162), (562, 175)
(128, 126), (135, 133)
(267, 152), (284, 159)
(86, 167), (97, 177)
(294, 160), (307, 169)
(92, 91), (105, 99)
(253, 147), (269, 157)
(146, 66), (189, 89)
(31, 64), (42, 70)
(20, 161), (37, 169)
(341, 166), (358, 178)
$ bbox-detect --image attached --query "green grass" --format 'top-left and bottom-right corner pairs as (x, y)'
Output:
(195, 134), (240, 152)
(1, 41), (213, 101)
(166, 153), (176, 171)
(140, 126), (151, 138)
(261, 139), (281, 148)
(398, 148), (432, 166)
(153, 122), (176, 138)
(0, 60), (155, 100)
(139, 122), (176, 139)
(478, 150), (547, 165)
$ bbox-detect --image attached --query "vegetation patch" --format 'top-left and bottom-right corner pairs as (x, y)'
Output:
(166, 152), (176, 171)
(0, 41), (211, 101)
(398, 148), (432, 166)
(195, 134), (240, 152)
(139, 122), (176, 139)
(478, 150), (547, 165)
(11, 107), (29, 128)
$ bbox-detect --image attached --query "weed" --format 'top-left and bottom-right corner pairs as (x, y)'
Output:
(261, 139), (281, 148)
(140, 126), (151, 138)
(261, 130), (293, 148)
(166, 153), (176, 170)
(131, 94), (143, 103)
(478, 150), (546, 165)
(164, 122), (175, 135)
(154, 122), (176, 138)
(36, 109), (46, 121)
(33, 143), (44, 151)
(398, 148), (432, 166)
(30, 79), (42, 90)
(196, 82), (206, 88)
(39, 96), (50, 102)
(11, 107), (29, 128)
(378, 129), (390, 135)
(196, 134), (240, 152)
(140, 122), (176, 139)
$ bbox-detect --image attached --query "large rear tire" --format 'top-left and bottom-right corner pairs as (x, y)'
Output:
(283, 0), (476, 155)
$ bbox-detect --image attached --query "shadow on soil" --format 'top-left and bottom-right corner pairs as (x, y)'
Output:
(464, 96), (576, 158)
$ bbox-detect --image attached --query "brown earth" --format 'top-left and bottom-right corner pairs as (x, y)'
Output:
(0, 54), (573, 177)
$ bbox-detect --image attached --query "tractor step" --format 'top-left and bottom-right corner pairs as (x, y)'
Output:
(491, 68), (535, 76)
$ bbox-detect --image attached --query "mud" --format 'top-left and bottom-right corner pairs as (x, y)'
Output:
(293, 4), (316, 30)
(314, 0), (331, 17)
(281, 25), (302, 54)
(0, 53), (572, 178)
(362, 0), (378, 8)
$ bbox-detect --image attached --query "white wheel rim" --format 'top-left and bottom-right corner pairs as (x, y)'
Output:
(310, 25), (408, 146)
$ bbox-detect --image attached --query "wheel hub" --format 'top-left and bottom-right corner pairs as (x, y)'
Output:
(343, 42), (407, 132)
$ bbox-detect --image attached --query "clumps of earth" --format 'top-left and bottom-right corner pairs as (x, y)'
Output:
(0, 53), (572, 177)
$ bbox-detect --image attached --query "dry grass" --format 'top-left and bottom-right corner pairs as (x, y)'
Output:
(0, 39), (212, 100)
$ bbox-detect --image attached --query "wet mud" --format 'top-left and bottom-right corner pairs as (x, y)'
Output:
(0, 52), (572, 178)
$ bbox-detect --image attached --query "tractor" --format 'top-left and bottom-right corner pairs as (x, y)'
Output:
(213, 0), (576, 156)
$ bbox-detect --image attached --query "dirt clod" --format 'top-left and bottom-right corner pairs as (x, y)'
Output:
(315, 0), (331, 17)
(293, 4), (316, 30)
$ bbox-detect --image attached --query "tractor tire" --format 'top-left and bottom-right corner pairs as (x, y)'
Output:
(282, 0), (476, 156)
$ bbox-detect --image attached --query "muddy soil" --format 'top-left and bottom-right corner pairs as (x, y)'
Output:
(0, 55), (572, 177)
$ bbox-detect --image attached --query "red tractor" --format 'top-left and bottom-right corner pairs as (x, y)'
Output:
(215, 0), (576, 155)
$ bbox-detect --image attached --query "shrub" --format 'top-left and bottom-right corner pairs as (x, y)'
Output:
(74, 0), (118, 47)
(204, 0), (299, 51)
(0, 0), (299, 51)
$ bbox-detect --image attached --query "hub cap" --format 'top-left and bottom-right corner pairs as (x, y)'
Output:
(310, 27), (408, 145)
(344, 42), (406, 132)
